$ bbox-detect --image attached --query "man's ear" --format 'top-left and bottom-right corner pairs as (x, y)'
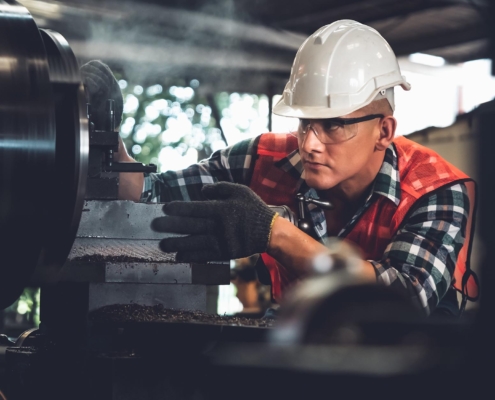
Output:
(375, 116), (397, 151)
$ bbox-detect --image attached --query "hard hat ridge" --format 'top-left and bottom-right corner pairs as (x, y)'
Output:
(273, 20), (411, 119)
(374, 87), (395, 112)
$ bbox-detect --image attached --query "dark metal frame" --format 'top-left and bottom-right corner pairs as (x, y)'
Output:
(302, 114), (385, 126)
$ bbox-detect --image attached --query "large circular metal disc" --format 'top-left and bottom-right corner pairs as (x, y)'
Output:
(37, 29), (88, 268)
(0, 1), (56, 308)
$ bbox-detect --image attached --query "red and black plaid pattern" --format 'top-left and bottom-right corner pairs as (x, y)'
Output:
(250, 134), (302, 301)
(346, 137), (476, 310)
(141, 133), (474, 314)
(249, 133), (301, 212)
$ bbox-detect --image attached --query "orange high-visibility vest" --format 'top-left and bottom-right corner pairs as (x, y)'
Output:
(249, 133), (478, 304)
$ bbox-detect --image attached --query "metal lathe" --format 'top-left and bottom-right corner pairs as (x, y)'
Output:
(0, 1), (493, 399)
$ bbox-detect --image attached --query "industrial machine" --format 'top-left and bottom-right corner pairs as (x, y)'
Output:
(0, 0), (233, 309)
(1, 1), (493, 399)
(0, 2), (234, 397)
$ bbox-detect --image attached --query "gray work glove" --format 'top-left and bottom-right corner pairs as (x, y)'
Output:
(80, 60), (123, 129)
(151, 182), (278, 262)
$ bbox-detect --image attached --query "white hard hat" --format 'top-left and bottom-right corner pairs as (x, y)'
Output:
(273, 20), (411, 119)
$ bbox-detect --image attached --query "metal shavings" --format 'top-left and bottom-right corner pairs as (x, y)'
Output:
(89, 304), (275, 328)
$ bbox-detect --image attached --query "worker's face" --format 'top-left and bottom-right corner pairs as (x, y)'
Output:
(298, 109), (384, 191)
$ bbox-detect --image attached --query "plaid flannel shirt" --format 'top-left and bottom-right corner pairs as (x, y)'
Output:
(142, 135), (469, 315)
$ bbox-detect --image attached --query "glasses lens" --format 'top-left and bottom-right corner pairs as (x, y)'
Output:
(318, 120), (358, 144)
(292, 119), (358, 144)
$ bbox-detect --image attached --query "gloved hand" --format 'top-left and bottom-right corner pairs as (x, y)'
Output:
(151, 182), (278, 262)
(80, 60), (123, 129)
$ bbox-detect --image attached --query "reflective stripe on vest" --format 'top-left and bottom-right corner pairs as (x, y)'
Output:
(249, 133), (479, 303)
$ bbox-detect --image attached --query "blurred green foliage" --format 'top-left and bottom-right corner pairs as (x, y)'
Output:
(4, 287), (40, 328)
(114, 74), (224, 169)
(113, 73), (268, 172)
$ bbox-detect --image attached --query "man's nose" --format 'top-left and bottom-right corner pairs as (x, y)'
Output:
(301, 126), (324, 153)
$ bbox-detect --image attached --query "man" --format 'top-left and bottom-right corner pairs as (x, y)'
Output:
(82, 20), (477, 316)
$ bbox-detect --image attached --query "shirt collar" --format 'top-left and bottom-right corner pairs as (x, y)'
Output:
(274, 143), (401, 206)
(372, 143), (401, 206)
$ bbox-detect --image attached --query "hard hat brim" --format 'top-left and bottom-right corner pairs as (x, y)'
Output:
(272, 81), (411, 119)
(273, 101), (355, 119)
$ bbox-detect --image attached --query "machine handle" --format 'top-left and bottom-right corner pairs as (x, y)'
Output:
(103, 162), (157, 173)
(295, 193), (333, 234)
(305, 197), (333, 210)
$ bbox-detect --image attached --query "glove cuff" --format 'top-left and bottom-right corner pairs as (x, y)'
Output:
(249, 206), (277, 255)
(266, 213), (279, 251)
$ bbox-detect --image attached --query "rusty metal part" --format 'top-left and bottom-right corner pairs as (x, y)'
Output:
(68, 238), (173, 263)
(89, 304), (275, 327)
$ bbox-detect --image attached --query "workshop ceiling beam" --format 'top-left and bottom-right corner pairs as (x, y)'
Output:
(424, 38), (490, 64)
(391, 24), (489, 56)
(274, 0), (450, 31)
(16, 0), (493, 94)
(21, 0), (307, 51)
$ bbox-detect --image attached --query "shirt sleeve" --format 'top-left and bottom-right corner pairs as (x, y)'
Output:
(140, 136), (259, 203)
(369, 182), (470, 315)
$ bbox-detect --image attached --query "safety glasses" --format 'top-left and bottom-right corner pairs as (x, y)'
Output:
(290, 114), (384, 144)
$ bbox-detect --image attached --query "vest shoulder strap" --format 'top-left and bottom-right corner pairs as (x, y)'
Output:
(256, 133), (299, 157)
(394, 136), (470, 199)
(250, 133), (301, 303)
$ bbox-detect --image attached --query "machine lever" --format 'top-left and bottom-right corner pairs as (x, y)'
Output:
(103, 162), (157, 173)
(295, 193), (333, 210)
(86, 100), (157, 199)
(304, 197), (333, 210)
(295, 193), (334, 234)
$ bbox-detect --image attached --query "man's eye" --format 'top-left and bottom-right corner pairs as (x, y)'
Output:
(323, 122), (343, 132)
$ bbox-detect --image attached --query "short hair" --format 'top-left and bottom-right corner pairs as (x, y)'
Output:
(361, 98), (394, 116)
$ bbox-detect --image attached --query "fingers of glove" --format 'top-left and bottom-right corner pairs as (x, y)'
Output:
(80, 73), (105, 97)
(176, 250), (227, 263)
(163, 201), (217, 218)
(80, 62), (118, 104)
(84, 61), (114, 86)
(151, 216), (216, 234)
(159, 235), (218, 253)
(202, 182), (240, 200)
(95, 63), (121, 98)
(81, 64), (110, 93)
